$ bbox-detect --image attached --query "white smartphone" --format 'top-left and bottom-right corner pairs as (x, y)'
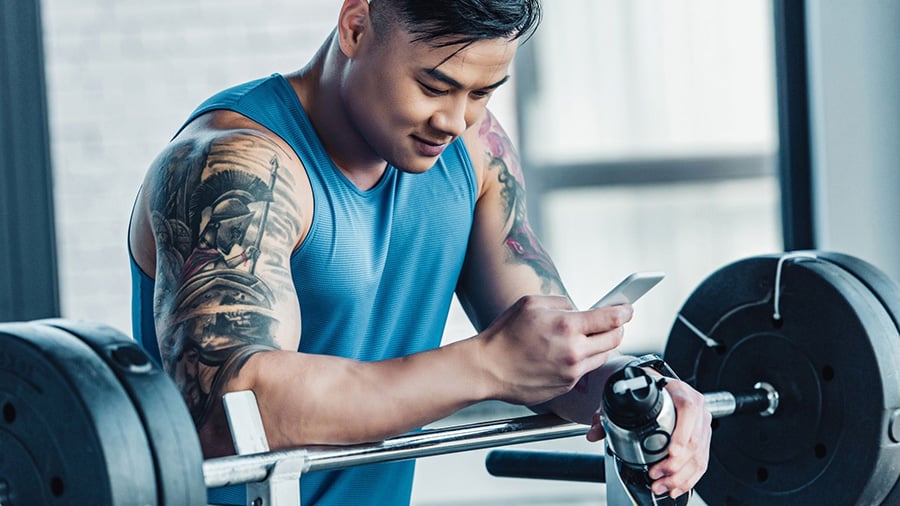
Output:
(590, 271), (666, 308)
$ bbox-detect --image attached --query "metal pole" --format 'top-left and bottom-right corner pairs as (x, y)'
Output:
(704, 383), (779, 419)
(203, 385), (780, 489)
(203, 413), (588, 489)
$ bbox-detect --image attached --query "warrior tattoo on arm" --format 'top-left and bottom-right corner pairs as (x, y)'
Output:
(149, 131), (299, 429)
(479, 113), (567, 295)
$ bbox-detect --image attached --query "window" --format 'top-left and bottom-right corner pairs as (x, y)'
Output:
(512, 0), (781, 353)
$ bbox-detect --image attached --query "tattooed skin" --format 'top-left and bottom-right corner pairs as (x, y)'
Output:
(150, 131), (298, 429)
(479, 113), (566, 295)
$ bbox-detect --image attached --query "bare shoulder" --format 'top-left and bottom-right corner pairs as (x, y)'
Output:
(460, 108), (522, 200)
(139, 112), (309, 325)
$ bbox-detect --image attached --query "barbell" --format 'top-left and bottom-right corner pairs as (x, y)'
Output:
(0, 251), (898, 505)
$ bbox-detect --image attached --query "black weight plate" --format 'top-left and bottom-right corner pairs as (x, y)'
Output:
(811, 252), (900, 504)
(664, 253), (900, 506)
(38, 319), (206, 506)
(0, 321), (157, 505)
(811, 251), (900, 334)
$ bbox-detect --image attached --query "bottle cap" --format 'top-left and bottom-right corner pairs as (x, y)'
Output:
(602, 366), (665, 429)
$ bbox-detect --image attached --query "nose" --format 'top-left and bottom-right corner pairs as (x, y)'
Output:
(430, 96), (469, 138)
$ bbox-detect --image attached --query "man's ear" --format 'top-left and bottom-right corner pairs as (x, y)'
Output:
(337, 0), (371, 58)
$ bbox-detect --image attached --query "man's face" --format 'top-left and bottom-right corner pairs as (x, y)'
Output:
(342, 23), (517, 173)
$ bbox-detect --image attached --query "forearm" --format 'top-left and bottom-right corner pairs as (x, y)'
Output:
(242, 338), (492, 449)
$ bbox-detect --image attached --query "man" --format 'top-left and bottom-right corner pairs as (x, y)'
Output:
(129, 1), (711, 504)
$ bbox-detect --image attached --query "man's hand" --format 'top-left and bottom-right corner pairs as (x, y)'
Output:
(649, 379), (711, 498)
(475, 294), (632, 406)
(587, 378), (712, 499)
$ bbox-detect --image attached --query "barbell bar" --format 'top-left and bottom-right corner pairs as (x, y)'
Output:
(202, 412), (589, 489)
(201, 381), (777, 504)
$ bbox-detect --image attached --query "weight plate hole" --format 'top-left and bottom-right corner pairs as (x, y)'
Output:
(815, 443), (828, 459)
(771, 317), (783, 329)
(110, 346), (152, 373)
(2, 403), (14, 423)
(756, 467), (769, 483)
(710, 419), (719, 431)
(713, 344), (727, 356)
(50, 476), (64, 497)
(821, 365), (834, 381)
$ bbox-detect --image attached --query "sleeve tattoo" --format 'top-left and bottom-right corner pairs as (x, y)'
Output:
(479, 113), (567, 295)
(149, 131), (298, 428)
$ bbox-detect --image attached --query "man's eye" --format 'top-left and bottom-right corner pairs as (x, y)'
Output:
(420, 82), (448, 96)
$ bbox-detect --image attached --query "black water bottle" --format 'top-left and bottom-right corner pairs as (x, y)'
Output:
(601, 365), (691, 506)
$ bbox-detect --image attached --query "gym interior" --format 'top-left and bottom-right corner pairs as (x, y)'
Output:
(1, 1), (898, 505)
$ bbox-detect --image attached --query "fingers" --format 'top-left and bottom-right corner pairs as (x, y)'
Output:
(648, 380), (712, 498)
(487, 295), (634, 406)
(517, 296), (631, 359)
(513, 295), (632, 335)
(586, 410), (606, 442)
(556, 304), (632, 386)
(552, 303), (632, 363)
(584, 303), (633, 335)
(573, 305), (632, 365)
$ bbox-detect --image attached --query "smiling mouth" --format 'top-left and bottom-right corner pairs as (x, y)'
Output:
(412, 135), (450, 157)
(414, 135), (450, 147)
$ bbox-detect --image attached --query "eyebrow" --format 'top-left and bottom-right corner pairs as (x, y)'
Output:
(424, 68), (510, 91)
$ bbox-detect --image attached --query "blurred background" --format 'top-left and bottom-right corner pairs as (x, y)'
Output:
(2, 0), (898, 504)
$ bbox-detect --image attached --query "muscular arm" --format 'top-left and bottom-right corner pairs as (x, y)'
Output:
(143, 127), (305, 454)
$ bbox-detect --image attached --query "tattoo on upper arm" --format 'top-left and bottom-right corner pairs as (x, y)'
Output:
(149, 131), (298, 427)
(479, 113), (566, 295)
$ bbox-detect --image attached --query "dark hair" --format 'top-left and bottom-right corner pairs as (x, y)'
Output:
(371, 0), (542, 48)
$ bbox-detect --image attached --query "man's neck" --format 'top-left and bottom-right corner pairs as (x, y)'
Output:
(286, 34), (389, 190)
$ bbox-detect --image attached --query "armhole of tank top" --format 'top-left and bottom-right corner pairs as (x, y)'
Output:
(289, 159), (318, 259)
(291, 160), (316, 255)
(453, 137), (479, 212)
(127, 184), (155, 281)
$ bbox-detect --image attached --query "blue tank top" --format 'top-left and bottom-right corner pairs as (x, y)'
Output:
(130, 74), (478, 505)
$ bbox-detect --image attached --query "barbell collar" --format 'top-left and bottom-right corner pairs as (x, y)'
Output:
(704, 383), (779, 419)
